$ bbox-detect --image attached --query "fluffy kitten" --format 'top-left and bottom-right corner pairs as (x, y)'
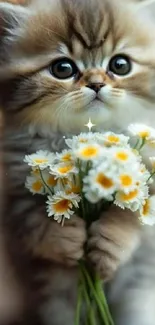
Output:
(1, 0), (155, 324)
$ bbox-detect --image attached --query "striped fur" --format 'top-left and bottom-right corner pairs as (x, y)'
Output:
(1, 0), (155, 324)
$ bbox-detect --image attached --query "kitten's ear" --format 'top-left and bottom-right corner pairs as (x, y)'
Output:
(0, 3), (28, 60)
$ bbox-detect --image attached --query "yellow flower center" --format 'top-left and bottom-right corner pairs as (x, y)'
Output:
(58, 165), (73, 174)
(34, 158), (48, 164)
(47, 175), (57, 186)
(53, 199), (70, 213)
(138, 130), (150, 138)
(79, 138), (88, 143)
(62, 153), (72, 162)
(79, 146), (99, 159)
(120, 175), (133, 187)
(32, 168), (40, 176)
(107, 135), (119, 143)
(32, 180), (43, 192)
(96, 173), (114, 189)
(140, 167), (146, 173)
(115, 151), (128, 161)
(120, 189), (138, 201)
(142, 199), (150, 216)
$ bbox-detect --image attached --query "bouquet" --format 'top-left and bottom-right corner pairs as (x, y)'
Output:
(24, 123), (155, 325)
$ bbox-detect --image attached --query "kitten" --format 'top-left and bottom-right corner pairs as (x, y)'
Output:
(1, 0), (155, 324)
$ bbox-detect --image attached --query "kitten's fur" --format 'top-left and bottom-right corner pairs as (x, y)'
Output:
(1, 0), (155, 324)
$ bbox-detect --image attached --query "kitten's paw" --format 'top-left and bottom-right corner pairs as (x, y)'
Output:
(38, 215), (86, 266)
(87, 216), (136, 281)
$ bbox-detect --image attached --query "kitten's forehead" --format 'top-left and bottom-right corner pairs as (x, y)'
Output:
(1, 0), (155, 77)
(23, 0), (153, 57)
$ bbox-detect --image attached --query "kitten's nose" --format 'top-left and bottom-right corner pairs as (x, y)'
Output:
(86, 83), (105, 93)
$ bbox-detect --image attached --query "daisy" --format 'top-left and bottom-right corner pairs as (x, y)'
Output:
(25, 175), (45, 195)
(83, 164), (117, 200)
(24, 150), (55, 170)
(65, 177), (80, 195)
(138, 163), (151, 183)
(40, 170), (57, 187)
(74, 143), (104, 161)
(46, 192), (81, 224)
(114, 185), (149, 212)
(107, 147), (138, 165)
(140, 195), (155, 225)
(128, 123), (155, 141)
(65, 132), (96, 149)
(56, 149), (74, 163)
(97, 132), (129, 147)
(118, 170), (139, 194)
(50, 163), (78, 178)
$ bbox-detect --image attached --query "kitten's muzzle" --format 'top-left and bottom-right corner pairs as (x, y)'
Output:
(86, 83), (105, 93)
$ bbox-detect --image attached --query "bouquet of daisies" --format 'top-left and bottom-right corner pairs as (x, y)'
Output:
(24, 123), (155, 325)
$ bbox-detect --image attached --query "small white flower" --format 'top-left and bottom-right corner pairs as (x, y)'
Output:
(24, 150), (55, 170)
(50, 163), (78, 178)
(118, 164), (150, 193)
(46, 192), (81, 224)
(140, 195), (155, 226)
(114, 185), (149, 212)
(74, 143), (104, 161)
(96, 132), (129, 147)
(107, 147), (138, 165)
(83, 164), (117, 200)
(139, 164), (151, 183)
(65, 132), (96, 149)
(118, 170), (139, 194)
(40, 170), (57, 187)
(56, 149), (74, 163)
(25, 175), (45, 195)
(128, 123), (155, 141)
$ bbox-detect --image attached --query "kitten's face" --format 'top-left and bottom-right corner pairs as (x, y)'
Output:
(1, 0), (155, 134)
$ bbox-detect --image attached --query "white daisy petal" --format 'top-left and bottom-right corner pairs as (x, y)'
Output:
(140, 195), (155, 225)
(25, 175), (45, 195)
(24, 150), (55, 170)
(50, 163), (78, 179)
(96, 132), (129, 147)
(74, 143), (104, 161)
(56, 149), (74, 163)
(46, 192), (81, 224)
(114, 185), (149, 212)
(83, 163), (117, 200)
(128, 123), (155, 141)
(65, 132), (97, 149)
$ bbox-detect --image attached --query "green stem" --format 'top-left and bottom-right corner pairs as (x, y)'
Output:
(80, 263), (110, 325)
(133, 138), (140, 149)
(148, 170), (155, 182)
(77, 160), (86, 221)
(39, 168), (53, 195)
(138, 138), (146, 151)
(94, 275), (114, 325)
(80, 269), (97, 325)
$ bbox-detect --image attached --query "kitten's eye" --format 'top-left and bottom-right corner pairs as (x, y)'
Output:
(50, 58), (79, 79)
(108, 55), (131, 76)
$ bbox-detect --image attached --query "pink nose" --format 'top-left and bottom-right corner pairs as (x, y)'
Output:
(86, 83), (105, 93)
